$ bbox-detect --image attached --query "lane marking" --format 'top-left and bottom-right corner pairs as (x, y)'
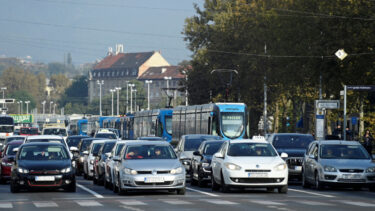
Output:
(202, 199), (238, 205)
(162, 199), (192, 205)
(249, 200), (285, 206)
(75, 200), (103, 207)
(120, 205), (145, 211)
(77, 183), (104, 198)
(119, 200), (147, 206)
(33, 201), (58, 208)
(288, 188), (335, 198)
(186, 187), (219, 197)
(341, 201), (375, 207)
(0, 203), (13, 209)
(296, 200), (333, 206)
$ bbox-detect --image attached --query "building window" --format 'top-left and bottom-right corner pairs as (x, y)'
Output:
(133, 71), (136, 76)
(112, 72), (115, 77)
(98, 72), (101, 77)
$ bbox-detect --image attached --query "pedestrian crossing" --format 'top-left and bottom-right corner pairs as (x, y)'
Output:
(1, 198), (375, 209)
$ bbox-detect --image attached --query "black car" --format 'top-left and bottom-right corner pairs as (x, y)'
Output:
(93, 140), (117, 185)
(76, 137), (102, 176)
(268, 133), (314, 179)
(66, 135), (90, 149)
(190, 140), (224, 187)
(137, 136), (165, 141)
(10, 142), (76, 193)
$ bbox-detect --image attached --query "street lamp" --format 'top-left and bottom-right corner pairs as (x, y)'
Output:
(128, 83), (135, 113)
(145, 80), (153, 110)
(17, 101), (21, 114)
(25, 101), (30, 114)
(164, 76), (172, 106)
(133, 89), (137, 112)
(53, 104), (57, 115)
(19, 101), (23, 114)
(182, 70), (188, 106)
(110, 89), (115, 116)
(115, 87), (121, 115)
(42, 101), (46, 115)
(1, 87), (6, 108)
(97, 80), (104, 116)
(125, 81), (129, 113)
(50, 101), (53, 114)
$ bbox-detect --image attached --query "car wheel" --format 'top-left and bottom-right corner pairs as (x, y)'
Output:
(190, 170), (197, 186)
(113, 178), (119, 193)
(117, 177), (127, 195)
(66, 182), (76, 192)
(220, 172), (230, 193)
(314, 172), (323, 190)
(177, 187), (186, 195)
(301, 170), (309, 188)
(10, 180), (19, 193)
(197, 172), (206, 188)
(93, 176), (97, 185)
(211, 173), (220, 191)
(278, 185), (288, 194)
(104, 178), (109, 189)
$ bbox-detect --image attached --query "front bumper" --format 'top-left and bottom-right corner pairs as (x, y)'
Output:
(222, 168), (288, 187)
(119, 173), (186, 190)
(319, 171), (375, 186)
(285, 157), (303, 176)
(12, 173), (75, 189)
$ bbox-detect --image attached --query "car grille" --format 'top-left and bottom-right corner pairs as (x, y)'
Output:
(230, 178), (285, 183)
(29, 170), (60, 175)
(337, 179), (366, 183)
(134, 181), (173, 186)
(339, 169), (364, 173)
(28, 180), (62, 186)
(137, 170), (171, 174)
(286, 158), (303, 166)
(245, 170), (271, 173)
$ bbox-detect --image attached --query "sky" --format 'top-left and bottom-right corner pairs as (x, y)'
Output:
(0, 0), (203, 65)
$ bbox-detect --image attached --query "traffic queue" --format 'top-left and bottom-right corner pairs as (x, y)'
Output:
(0, 129), (375, 195)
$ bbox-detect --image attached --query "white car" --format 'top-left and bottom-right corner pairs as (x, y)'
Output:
(104, 140), (129, 189)
(84, 139), (105, 179)
(211, 137), (289, 193)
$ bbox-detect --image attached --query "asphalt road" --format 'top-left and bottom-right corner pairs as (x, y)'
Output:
(0, 178), (375, 210)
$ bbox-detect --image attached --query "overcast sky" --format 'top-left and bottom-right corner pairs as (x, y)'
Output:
(0, 0), (202, 65)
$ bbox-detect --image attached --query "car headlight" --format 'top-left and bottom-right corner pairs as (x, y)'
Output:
(79, 157), (84, 163)
(90, 160), (94, 164)
(170, 167), (183, 174)
(1, 162), (12, 166)
(323, 165), (337, 172)
(202, 162), (210, 168)
(224, 162), (241, 171)
(366, 167), (375, 173)
(61, 167), (72, 173)
(124, 168), (137, 175)
(17, 167), (29, 174)
(181, 160), (190, 165)
(274, 163), (287, 171)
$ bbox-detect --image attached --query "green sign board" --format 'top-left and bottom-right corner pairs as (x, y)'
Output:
(9, 114), (33, 123)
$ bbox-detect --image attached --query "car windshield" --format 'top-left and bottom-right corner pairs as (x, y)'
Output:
(165, 116), (172, 135)
(95, 133), (117, 139)
(0, 126), (14, 133)
(6, 144), (21, 156)
(66, 137), (82, 147)
(43, 128), (67, 136)
(227, 143), (278, 157)
(320, 144), (370, 159)
(102, 142), (116, 154)
(27, 139), (64, 144)
(20, 128), (38, 135)
(80, 140), (93, 151)
(81, 123), (88, 133)
(19, 145), (69, 160)
(273, 135), (314, 149)
(221, 112), (244, 139)
(91, 143), (103, 154)
(124, 145), (176, 159)
(203, 142), (223, 155)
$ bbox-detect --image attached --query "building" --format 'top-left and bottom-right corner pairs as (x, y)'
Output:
(138, 66), (186, 108)
(88, 49), (170, 102)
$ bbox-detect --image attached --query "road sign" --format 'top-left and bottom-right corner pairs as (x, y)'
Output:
(335, 49), (348, 60)
(347, 85), (375, 91)
(0, 99), (15, 104)
(315, 100), (340, 109)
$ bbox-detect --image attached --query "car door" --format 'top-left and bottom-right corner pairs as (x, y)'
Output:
(306, 143), (318, 181)
(212, 142), (227, 183)
(192, 143), (204, 178)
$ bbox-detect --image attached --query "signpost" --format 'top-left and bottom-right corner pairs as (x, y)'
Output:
(0, 99), (15, 104)
(315, 100), (341, 140)
(316, 100), (340, 110)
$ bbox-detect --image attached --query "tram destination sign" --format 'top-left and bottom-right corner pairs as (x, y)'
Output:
(347, 85), (375, 91)
(315, 100), (340, 109)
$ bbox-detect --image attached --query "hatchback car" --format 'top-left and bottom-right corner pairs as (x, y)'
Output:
(0, 140), (23, 184)
(93, 140), (117, 185)
(302, 140), (375, 191)
(190, 140), (225, 187)
(211, 137), (288, 193)
(104, 140), (128, 190)
(113, 141), (186, 195)
(10, 142), (76, 192)
(77, 138), (101, 177)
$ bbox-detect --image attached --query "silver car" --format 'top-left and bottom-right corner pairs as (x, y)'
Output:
(302, 140), (375, 191)
(113, 141), (186, 195)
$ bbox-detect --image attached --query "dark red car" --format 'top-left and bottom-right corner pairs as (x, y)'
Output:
(19, 127), (39, 136)
(0, 140), (23, 183)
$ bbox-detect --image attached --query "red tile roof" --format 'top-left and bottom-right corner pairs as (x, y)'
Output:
(138, 66), (185, 80)
(93, 52), (156, 70)
(93, 53), (125, 70)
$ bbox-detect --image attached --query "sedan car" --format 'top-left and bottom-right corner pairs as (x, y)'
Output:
(10, 142), (76, 192)
(0, 140), (23, 184)
(113, 141), (186, 195)
(302, 140), (375, 191)
(190, 140), (225, 187)
(211, 137), (288, 193)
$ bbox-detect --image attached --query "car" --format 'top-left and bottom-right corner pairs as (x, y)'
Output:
(19, 127), (39, 136)
(98, 128), (120, 139)
(104, 140), (128, 190)
(0, 136), (26, 157)
(83, 139), (105, 179)
(42, 127), (68, 140)
(93, 139), (117, 185)
(0, 140), (23, 184)
(211, 136), (288, 193)
(66, 135), (90, 149)
(94, 131), (118, 139)
(267, 133), (314, 179)
(190, 139), (225, 187)
(77, 138), (102, 177)
(137, 136), (165, 141)
(112, 141), (186, 195)
(175, 134), (221, 175)
(302, 140), (375, 191)
(9, 142), (76, 193)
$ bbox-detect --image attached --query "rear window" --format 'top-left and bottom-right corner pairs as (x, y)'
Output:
(273, 135), (314, 149)
(27, 139), (64, 144)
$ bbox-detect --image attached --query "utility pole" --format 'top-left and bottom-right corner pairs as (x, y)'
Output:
(145, 80), (152, 110)
(116, 87), (121, 115)
(110, 89), (115, 116)
(263, 43), (268, 136)
(97, 80), (104, 116)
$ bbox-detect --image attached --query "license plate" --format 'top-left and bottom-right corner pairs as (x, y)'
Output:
(295, 166), (302, 171)
(144, 177), (164, 183)
(248, 173), (268, 178)
(35, 176), (55, 181)
(342, 174), (361, 179)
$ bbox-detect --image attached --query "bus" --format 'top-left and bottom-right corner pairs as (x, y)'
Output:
(171, 103), (247, 145)
(0, 115), (14, 148)
(87, 116), (111, 137)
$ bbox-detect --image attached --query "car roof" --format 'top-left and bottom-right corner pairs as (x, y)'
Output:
(91, 140), (106, 144)
(229, 137), (268, 144)
(26, 135), (64, 140)
(271, 133), (313, 136)
(313, 140), (361, 145)
(22, 142), (65, 146)
(68, 135), (90, 138)
(6, 135), (26, 139)
(125, 141), (170, 146)
(7, 140), (24, 145)
(202, 139), (225, 144)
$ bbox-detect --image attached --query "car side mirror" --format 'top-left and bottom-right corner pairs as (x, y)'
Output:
(214, 152), (224, 159)
(70, 146), (79, 152)
(309, 154), (317, 160)
(280, 152), (288, 158)
(83, 151), (89, 155)
(13, 148), (19, 153)
(193, 151), (200, 156)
